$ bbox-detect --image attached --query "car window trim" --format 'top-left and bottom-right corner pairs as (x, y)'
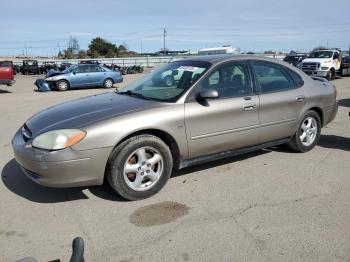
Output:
(248, 59), (296, 95)
(284, 67), (304, 88)
(185, 60), (254, 102)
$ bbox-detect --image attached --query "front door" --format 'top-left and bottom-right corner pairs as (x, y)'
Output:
(70, 65), (89, 87)
(185, 61), (260, 158)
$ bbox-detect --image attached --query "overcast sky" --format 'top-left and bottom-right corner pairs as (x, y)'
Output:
(1, 0), (350, 56)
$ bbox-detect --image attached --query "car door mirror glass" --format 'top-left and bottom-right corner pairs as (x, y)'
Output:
(198, 89), (219, 100)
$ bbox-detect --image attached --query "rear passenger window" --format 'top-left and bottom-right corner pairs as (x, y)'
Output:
(251, 61), (294, 93)
(286, 68), (304, 88)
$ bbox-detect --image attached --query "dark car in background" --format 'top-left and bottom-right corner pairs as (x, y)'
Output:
(59, 62), (72, 71)
(21, 60), (41, 75)
(283, 53), (308, 66)
(42, 62), (58, 73)
(340, 56), (350, 76)
(13, 62), (21, 75)
(0, 61), (15, 86)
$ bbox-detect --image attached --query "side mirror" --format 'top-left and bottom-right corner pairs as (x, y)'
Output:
(72, 71), (76, 75)
(198, 89), (219, 100)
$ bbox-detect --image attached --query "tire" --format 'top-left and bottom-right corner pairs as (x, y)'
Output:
(326, 69), (335, 81)
(287, 110), (321, 152)
(56, 80), (69, 91)
(103, 78), (114, 88)
(106, 135), (173, 201)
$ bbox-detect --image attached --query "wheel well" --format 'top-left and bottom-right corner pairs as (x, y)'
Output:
(309, 107), (324, 126)
(117, 129), (181, 169)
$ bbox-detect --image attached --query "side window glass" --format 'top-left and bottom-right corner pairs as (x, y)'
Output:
(252, 61), (294, 93)
(286, 68), (304, 88)
(195, 62), (250, 99)
(208, 71), (220, 86)
(75, 65), (87, 73)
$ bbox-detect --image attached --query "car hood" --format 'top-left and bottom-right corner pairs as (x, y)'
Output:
(26, 92), (159, 136)
(301, 58), (332, 63)
(46, 70), (65, 78)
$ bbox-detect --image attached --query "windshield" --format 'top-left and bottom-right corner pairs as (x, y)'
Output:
(119, 60), (211, 102)
(309, 51), (333, 58)
(64, 65), (78, 73)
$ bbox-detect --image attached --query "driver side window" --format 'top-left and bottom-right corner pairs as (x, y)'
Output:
(195, 62), (251, 99)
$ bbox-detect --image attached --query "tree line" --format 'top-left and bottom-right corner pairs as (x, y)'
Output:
(58, 37), (136, 59)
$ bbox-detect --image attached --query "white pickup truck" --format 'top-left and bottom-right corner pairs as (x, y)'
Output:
(298, 49), (342, 80)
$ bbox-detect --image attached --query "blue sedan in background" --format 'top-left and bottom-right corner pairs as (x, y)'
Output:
(35, 64), (123, 91)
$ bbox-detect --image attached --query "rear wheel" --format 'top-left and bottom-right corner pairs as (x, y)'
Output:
(287, 111), (321, 152)
(103, 78), (114, 88)
(56, 80), (69, 91)
(106, 135), (173, 201)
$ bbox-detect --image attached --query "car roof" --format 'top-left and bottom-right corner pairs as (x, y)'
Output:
(177, 54), (287, 65)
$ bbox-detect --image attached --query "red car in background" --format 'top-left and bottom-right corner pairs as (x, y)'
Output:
(0, 61), (15, 86)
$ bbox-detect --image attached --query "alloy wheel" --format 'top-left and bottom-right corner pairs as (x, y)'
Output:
(123, 147), (163, 191)
(299, 117), (318, 147)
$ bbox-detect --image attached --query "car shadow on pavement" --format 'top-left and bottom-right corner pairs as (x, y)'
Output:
(0, 89), (12, 93)
(172, 150), (270, 178)
(1, 159), (127, 203)
(338, 98), (350, 108)
(318, 134), (350, 151)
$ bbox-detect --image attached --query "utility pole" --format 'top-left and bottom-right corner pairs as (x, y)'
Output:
(163, 27), (167, 56)
(140, 40), (143, 55)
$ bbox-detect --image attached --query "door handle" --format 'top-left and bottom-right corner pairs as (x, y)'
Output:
(296, 95), (305, 102)
(243, 103), (257, 111)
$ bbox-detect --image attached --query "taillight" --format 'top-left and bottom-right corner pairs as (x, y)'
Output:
(332, 84), (337, 98)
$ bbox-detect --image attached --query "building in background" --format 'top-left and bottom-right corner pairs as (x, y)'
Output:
(198, 45), (240, 55)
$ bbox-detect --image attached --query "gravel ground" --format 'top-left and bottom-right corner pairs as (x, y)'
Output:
(0, 73), (349, 262)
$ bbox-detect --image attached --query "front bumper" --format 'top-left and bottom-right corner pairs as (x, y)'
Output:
(11, 128), (113, 188)
(35, 79), (55, 92)
(302, 70), (328, 77)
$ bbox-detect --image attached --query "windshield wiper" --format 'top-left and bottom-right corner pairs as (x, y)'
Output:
(117, 90), (151, 100)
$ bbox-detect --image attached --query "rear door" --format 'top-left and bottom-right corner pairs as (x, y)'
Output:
(249, 60), (305, 143)
(88, 65), (107, 86)
(185, 61), (260, 158)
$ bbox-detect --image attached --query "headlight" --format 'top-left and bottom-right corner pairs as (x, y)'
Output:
(32, 129), (86, 150)
(45, 77), (55, 81)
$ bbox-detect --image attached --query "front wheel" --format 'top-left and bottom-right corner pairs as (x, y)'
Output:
(287, 111), (321, 152)
(56, 80), (69, 91)
(106, 135), (173, 201)
(326, 69), (335, 81)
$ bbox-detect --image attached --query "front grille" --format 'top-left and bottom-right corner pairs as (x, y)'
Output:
(301, 62), (319, 71)
(21, 124), (32, 142)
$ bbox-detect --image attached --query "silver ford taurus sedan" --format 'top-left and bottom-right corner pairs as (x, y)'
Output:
(12, 55), (338, 200)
